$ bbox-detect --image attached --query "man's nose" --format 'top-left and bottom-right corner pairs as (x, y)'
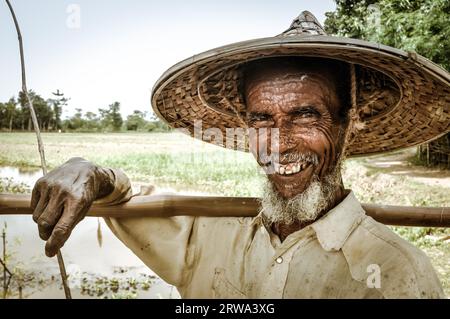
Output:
(258, 116), (297, 157)
(278, 133), (297, 155)
(275, 117), (296, 150)
(269, 127), (296, 156)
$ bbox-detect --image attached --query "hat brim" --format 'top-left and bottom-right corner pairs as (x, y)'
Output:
(151, 35), (450, 157)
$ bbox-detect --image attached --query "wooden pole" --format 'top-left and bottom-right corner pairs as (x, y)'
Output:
(0, 193), (449, 227)
(4, 0), (71, 299)
(2, 228), (6, 299)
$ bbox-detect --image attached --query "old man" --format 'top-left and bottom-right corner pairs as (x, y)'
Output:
(31, 12), (448, 298)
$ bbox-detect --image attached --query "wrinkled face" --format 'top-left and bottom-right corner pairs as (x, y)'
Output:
(245, 62), (348, 199)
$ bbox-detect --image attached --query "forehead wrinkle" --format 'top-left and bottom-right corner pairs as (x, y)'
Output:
(249, 92), (329, 112)
(247, 72), (334, 89)
(248, 82), (330, 104)
(246, 75), (333, 99)
(248, 71), (328, 83)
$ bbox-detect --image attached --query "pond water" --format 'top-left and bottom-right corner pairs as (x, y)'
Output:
(0, 166), (181, 299)
(0, 166), (43, 187)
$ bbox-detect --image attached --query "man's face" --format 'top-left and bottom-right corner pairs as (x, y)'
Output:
(245, 62), (347, 199)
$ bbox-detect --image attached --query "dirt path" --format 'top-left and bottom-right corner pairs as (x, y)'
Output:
(361, 148), (450, 188)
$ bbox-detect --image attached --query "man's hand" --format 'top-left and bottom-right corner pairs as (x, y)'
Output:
(31, 157), (115, 257)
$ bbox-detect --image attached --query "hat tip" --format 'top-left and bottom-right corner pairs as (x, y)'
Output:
(280, 10), (326, 36)
(299, 10), (314, 16)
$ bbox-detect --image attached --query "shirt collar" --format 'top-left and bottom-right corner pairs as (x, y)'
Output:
(252, 191), (365, 252)
(311, 191), (365, 251)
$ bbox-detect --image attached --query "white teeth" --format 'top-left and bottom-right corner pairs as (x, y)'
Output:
(275, 161), (311, 175)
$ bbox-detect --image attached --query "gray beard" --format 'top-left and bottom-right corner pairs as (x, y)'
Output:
(260, 160), (343, 225)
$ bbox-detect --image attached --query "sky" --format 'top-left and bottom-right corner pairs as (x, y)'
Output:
(0, 0), (336, 119)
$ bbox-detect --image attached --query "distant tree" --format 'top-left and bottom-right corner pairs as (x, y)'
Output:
(126, 110), (147, 131)
(145, 111), (171, 132)
(151, 119), (171, 132)
(99, 102), (123, 131)
(18, 90), (52, 130)
(98, 107), (109, 128)
(63, 108), (86, 130)
(0, 100), (16, 131)
(5, 98), (17, 131)
(84, 111), (100, 131)
(0, 102), (5, 129)
(74, 108), (85, 129)
(17, 91), (30, 130)
(48, 90), (68, 131)
(109, 102), (123, 131)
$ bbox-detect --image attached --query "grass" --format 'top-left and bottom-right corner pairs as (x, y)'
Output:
(0, 131), (449, 296)
(0, 132), (263, 196)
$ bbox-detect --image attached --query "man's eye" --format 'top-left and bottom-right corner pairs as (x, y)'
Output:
(292, 107), (320, 119)
(297, 111), (314, 117)
(250, 114), (271, 122)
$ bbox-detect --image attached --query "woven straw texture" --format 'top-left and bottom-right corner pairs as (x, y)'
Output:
(151, 12), (450, 157)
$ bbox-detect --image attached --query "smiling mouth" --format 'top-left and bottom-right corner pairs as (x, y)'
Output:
(272, 161), (313, 176)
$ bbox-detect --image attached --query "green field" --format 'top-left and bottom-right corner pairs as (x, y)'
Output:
(0, 131), (449, 296)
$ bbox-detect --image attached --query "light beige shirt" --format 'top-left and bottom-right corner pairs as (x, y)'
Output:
(97, 168), (445, 299)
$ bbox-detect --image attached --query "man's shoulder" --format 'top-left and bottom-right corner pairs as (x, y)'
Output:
(353, 215), (427, 262)
(342, 215), (444, 298)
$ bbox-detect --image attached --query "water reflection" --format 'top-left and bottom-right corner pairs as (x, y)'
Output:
(0, 166), (179, 299)
(0, 166), (42, 189)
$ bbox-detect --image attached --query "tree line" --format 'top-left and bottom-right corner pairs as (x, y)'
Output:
(0, 90), (170, 132)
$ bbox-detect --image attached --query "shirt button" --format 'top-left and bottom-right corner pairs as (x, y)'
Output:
(276, 257), (283, 264)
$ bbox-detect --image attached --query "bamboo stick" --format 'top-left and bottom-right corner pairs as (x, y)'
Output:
(2, 229), (7, 299)
(4, 0), (71, 299)
(0, 193), (448, 227)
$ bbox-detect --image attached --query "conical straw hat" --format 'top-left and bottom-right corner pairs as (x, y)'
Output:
(151, 11), (450, 156)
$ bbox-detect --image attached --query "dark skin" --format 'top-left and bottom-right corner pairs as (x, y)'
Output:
(32, 62), (349, 256)
(245, 62), (348, 241)
(31, 157), (114, 257)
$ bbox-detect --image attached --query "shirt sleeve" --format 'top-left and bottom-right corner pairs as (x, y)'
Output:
(104, 214), (197, 288)
(96, 170), (197, 287)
